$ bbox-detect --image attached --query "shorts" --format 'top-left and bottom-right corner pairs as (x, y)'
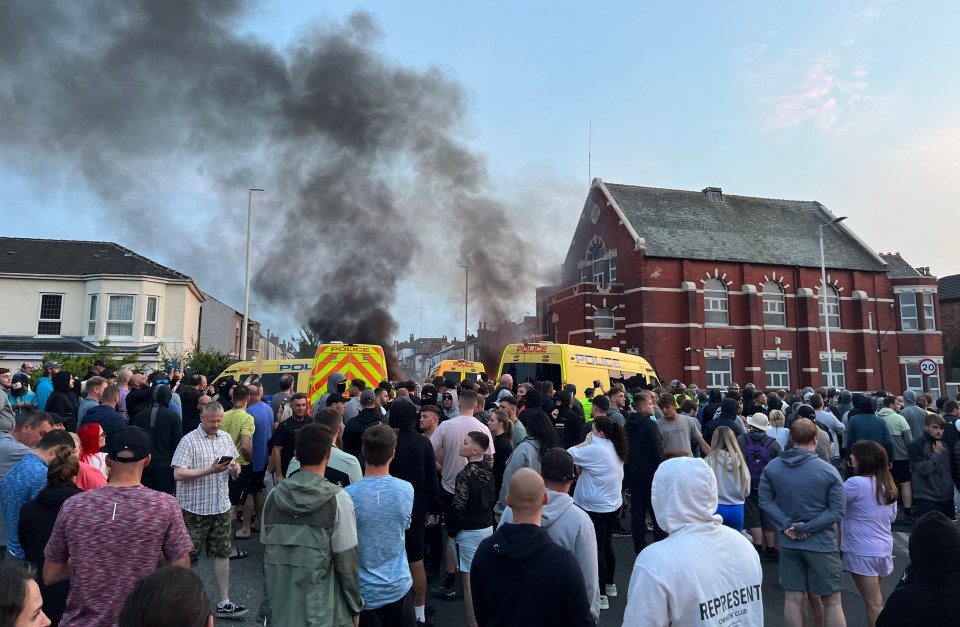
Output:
(779, 548), (843, 596)
(891, 459), (911, 484)
(743, 490), (775, 531)
(843, 552), (894, 577)
(716, 503), (744, 531)
(404, 510), (427, 562)
(440, 489), (456, 538)
(455, 527), (492, 573)
(228, 465), (254, 506)
(182, 510), (232, 563)
(248, 469), (267, 493)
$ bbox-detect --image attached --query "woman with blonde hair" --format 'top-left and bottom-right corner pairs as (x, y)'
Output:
(767, 409), (790, 450)
(705, 426), (751, 530)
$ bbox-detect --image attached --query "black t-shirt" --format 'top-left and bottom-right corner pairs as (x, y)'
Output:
(271, 416), (310, 476)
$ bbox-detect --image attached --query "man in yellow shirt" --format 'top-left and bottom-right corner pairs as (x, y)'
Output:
(220, 384), (255, 542)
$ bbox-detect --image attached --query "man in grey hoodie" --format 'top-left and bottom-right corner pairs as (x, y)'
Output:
(499, 448), (600, 620)
(311, 372), (347, 416)
(760, 417), (846, 627)
(900, 390), (928, 441)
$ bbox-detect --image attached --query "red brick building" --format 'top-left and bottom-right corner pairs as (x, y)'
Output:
(937, 274), (960, 397)
(537, 179), (944, 394)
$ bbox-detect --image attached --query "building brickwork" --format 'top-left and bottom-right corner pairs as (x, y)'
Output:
(538, 180), (944, 394)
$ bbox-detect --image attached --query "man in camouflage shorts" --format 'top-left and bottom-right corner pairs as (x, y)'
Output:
(172, 401), (247, 619)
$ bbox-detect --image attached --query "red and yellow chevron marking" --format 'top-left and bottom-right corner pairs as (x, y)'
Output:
(308, 345), (387, 405)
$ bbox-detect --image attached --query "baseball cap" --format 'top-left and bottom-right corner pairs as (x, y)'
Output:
(326, 393), (347, 406)
(43, 360), (62, 371)
(109, 426), (151, 462)
(442, 379), (458, 390)
(360, 388), (376, 403)
(541, 448), (576, 482)
(592, 395), (610, 411)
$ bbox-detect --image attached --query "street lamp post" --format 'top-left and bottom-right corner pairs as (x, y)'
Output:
(819, 216), (847, 389)
(241, 187), (264, 361)
(459, 264), (469, 360)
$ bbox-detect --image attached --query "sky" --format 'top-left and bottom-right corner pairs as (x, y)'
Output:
(3, 0), (958, 345)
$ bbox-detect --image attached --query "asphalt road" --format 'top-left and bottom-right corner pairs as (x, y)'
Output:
(194, 512), (914, 626)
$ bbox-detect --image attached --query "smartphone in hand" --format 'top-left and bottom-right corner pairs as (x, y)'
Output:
(217, 456), (234, 465)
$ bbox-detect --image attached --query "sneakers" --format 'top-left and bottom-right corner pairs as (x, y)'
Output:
(612, 524), (631, 537)
(429, 585), (457, 601)
(605, 584), (618, 597)
(216, 602), (248, 619)
(599, 595), (610, 610)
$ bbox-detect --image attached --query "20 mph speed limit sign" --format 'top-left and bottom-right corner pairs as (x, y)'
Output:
(919, 359), (938, 376)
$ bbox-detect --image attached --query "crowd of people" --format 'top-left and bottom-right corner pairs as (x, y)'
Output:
(1, 358), (960, 625)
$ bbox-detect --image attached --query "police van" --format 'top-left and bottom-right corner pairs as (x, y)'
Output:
(308, 343), (388, 407)
(427, 359), (486, 384)
(498, 342), (661, 396)
(211, 359), (313, 399)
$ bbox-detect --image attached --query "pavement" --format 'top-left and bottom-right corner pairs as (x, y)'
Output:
(193, 511), (915, 626)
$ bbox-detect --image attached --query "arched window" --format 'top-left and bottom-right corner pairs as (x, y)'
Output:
(581, 237), (616, 288)
(594, 307), (614, 333)
(592, 242), (606, 284)
(704, 278), (728, 325)
(762, 281), (786, 326)
(818, 284), (841, 329)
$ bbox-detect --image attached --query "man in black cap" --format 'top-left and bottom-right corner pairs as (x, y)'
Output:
(793, 404), (834, 462)
(43, 427), (194, 626)
(83, 359), (107, 382)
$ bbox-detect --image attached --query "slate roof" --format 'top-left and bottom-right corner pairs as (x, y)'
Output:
(600, 181), (887, 272)
(0, 336), (161, 356)
(878, 253), (923, 280)
(0, 238), (192, 282)
(939, 274), (960, 301)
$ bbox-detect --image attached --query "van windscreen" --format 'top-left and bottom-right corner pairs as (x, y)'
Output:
(257, 372), (298, 397)
(442, 371), (463, 382)
(501, 363), (562, 390)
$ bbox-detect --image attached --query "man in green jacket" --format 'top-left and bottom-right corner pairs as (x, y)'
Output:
(260, 422), (363, 626)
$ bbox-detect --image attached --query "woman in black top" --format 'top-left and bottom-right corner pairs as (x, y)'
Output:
(487, 410), (514, 495)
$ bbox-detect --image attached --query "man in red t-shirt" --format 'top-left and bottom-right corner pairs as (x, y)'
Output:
(44, 427), (194, 627)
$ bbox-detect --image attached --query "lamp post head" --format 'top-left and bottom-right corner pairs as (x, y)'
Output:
(249, 187), (264, 193)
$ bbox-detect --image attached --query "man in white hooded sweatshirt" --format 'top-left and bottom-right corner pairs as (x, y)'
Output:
(622, 457), (763, 627)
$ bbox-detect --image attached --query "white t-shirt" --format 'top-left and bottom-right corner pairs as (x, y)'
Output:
(567, 437), (623, 513)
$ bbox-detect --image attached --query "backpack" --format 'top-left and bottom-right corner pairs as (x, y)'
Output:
(740, 434), (774, 490)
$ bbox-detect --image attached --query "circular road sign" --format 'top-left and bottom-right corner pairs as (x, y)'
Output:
(919, 359), (938, 376)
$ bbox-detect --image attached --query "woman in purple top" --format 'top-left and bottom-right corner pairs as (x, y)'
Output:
(842, 440), (898, 627)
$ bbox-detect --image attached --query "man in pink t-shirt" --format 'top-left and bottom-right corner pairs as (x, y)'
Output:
(44, 427), (193, 627)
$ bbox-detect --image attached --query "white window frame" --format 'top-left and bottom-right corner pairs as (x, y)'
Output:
(106, 294), (136, 337)
(764, 358), (790, 389)
(899, 292), (918, 331)
(706, 357), (732, 388)
(609, 256), (617, 283)
(905, 363), (942, 396)
(37, 293), (64, 336)
(703, 278), (729, 325)
(144, 296), (159, 337)
(922, 293), (936, 330)
(87, 294), (99, 336)
(594, 307), (614, 334)
(818, 285), (841, 329)
(762, 281), (786, 326)
(820, 359), (846, 389)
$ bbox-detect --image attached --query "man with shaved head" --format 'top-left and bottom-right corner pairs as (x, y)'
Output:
(470, 468), (593, 626)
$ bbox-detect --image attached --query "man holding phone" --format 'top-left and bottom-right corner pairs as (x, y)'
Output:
(171, 401), (247, 619)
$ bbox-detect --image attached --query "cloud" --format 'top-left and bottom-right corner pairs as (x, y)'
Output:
(762, 55), (870, 134)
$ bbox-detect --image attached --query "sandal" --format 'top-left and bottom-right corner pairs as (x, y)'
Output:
(229, 548), (251, 560)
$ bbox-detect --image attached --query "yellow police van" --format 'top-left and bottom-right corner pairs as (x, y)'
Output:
(308, 342), (387, 406)
(498, 342), (661, 395)
(427, 359), (486, 384)
(211, 359), (313, 398)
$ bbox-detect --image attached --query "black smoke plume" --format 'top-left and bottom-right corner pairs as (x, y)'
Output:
(0, 1), (570, 377)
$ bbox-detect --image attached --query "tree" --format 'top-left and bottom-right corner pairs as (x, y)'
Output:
(291, 326), (321, 359)
(160, 342), (237, 382)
